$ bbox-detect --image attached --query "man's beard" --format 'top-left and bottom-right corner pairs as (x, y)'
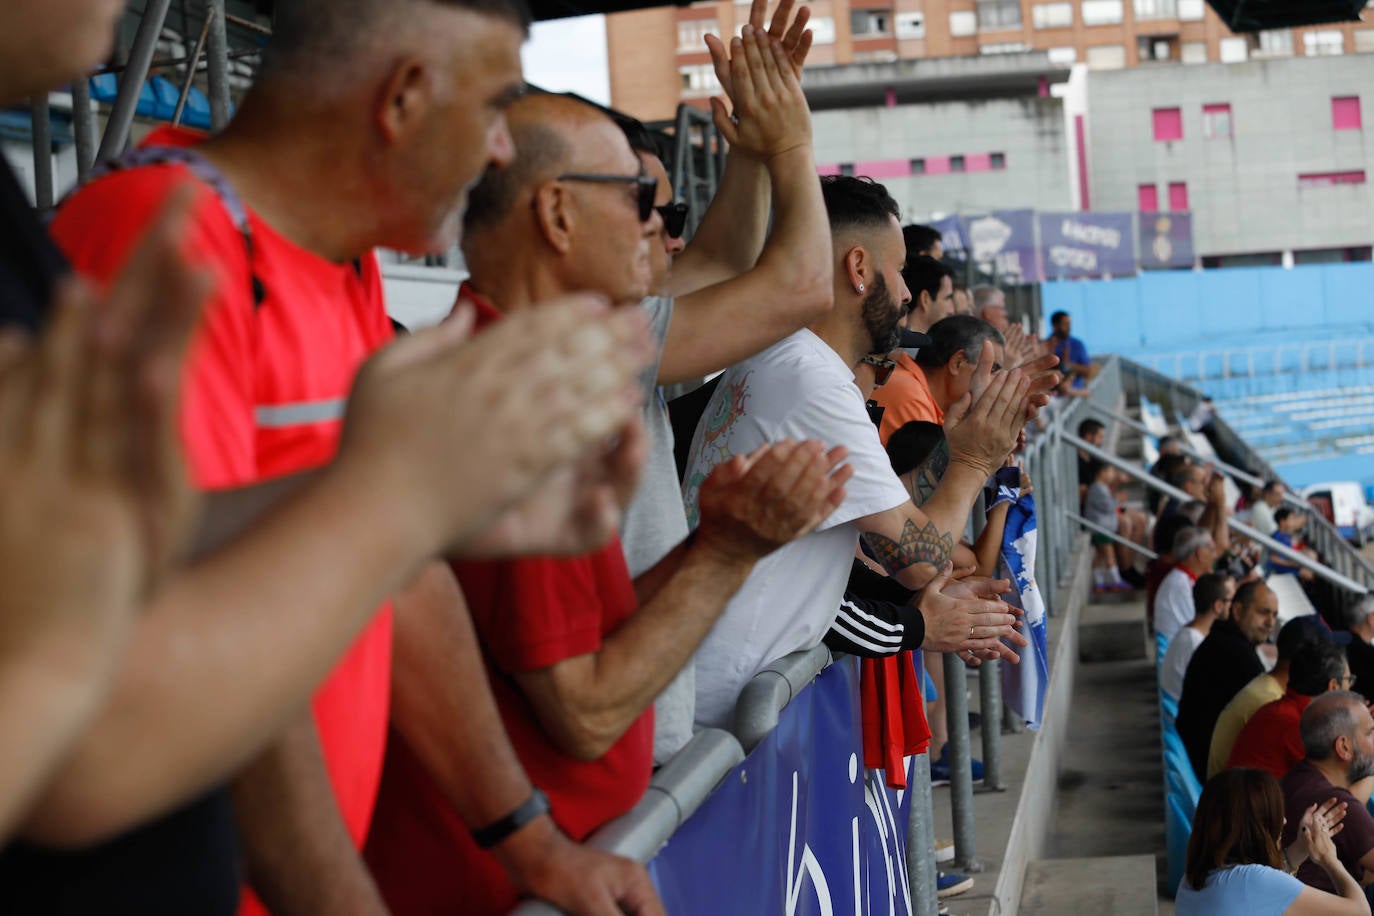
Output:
(861, 274), (903, 355)
(1350, 746), (1374, 784)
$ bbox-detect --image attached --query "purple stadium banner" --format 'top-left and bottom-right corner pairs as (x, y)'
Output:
(1138, 211), (1195, 270)
(962, 209), (1041, 283)
(1037, 211), (1137, 279)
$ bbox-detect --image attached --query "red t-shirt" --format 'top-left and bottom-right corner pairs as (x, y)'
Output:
(50, 128), (395, 915)
(1225, 689), (1313, 779)
(365, 290), (654, 916)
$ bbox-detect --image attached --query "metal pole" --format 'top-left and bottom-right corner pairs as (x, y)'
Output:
(205, 0), (232, 130)
(979, 659), (1005, 791)
(71, 79), (96, 184)
(943, 654), (980, 871)
(29, 96), (54, 211)
(1065, 511), (1160, 560)
(172, 13), (213, 126)
(906, 752), (940, 916)
(98, 0), (175, 162)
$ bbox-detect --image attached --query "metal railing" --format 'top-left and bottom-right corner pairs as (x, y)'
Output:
(1140, 338), (1374, 384)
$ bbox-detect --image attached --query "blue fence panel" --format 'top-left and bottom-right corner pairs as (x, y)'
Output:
(648, 658), (915, 916)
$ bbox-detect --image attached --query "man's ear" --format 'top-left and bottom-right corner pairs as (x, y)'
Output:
(842, 246), (869, 294)
(532, 182), (574, 255)
(376, 58), (433, 144)
(1336, 734), (1355, 762)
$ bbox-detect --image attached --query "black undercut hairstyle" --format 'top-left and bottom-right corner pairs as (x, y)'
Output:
(903, 224), (942, 257)
(611, 111), (667, 160)
(263, 0), (533, 80)
(886, 421), (946, 477)
(820, 175), (900, 233)
(1078, 418), (1105, 438)
(903, 255), (954, 307)
(1288, 640), (1348, 697)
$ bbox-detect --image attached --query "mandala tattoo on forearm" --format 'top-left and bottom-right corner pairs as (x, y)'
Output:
(909, 439), (949, 507)
(863, 518), (955, 575)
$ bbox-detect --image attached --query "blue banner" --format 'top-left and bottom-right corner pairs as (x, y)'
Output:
(999, 493), (1051, 729)
(962, 209), (1041, 283)
(1037, 211), (1137, 279)
(648, 658), (916, 915)
(1138, 211), (1195, 270)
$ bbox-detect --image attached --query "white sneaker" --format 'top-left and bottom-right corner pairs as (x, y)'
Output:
(935, 838), (956, 864)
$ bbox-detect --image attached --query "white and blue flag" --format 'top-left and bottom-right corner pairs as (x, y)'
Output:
(995, 492), (1051, 730)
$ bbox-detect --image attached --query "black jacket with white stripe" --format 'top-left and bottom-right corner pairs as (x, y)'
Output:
(825, 560), (926, 658)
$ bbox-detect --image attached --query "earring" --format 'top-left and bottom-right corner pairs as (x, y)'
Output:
(857, 283), (865, 292)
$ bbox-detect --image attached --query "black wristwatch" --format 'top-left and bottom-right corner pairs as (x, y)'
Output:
(471, 788), (551, 849)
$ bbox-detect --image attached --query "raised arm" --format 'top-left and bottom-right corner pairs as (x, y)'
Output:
(657, 23), (832, 385)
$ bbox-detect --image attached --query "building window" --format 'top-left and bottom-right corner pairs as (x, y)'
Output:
(1086, 44), (1127, 68)
(1355, 29), (1374, 54)
(676, 18), (717, 52)
(850, 9), (892, 36)
(981, 41), (1030, 54)
(895, 11), (925, 39)
(852, 49), (899, 62)
(949, 10), (978, 36)
(910, 157), (926, 174)
(839, 163), (856, 177)
(1138, 35), (1178, 61)
(1180, 41), (1208, 63)
(1048, 45), (1078, 64)
(1178, 0), (1204, 18)
(1298, 170), (1367, 188)
(1168, 181), (1189, 210)
(950, 155), (967, 172)
(679, 63), (719, 95)
(1032, 3), (1074, 28)
(977, 0), (1023, 30)
(1138, 184), (1159, 211)
(990, 152), (1007, 169)
(1333, 96), (1363, 130)
(1305, 30), (1345, 56)
(1250, 29), (1293, 57)
(1134, 0), (1177, 20)
(1219, 37), (1248, 63)
(809, 15), (837, 44)
(1203, 103), (1232, 138)
(1082, 0), (1124, 26)
(1152, 107), (1183, 141)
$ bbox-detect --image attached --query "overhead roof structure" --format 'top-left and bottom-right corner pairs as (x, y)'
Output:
(1204, 0), (1368, 32)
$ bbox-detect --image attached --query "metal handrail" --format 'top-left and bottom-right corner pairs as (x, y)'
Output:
(1067, 432), (1370, 596)
(732, 644), (833, 753)
(1065, 510), (1160, 560)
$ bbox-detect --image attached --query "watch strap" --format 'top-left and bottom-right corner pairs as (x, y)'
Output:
(472, 788), (551, 849)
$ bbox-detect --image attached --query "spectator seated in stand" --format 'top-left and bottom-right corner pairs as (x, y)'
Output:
(1147, 510), (1201, 633)
(1046, 310), (1096, 396)
(1178, 581), (1280, 780)
(1156, 527), (1220, 641)
(1177, 768), (1363, 916)
(1209, 616), (1341, 779)
(1226, 640), (1353, 779)
(1161, 572), (1236, 702)
(1344, 597), (1374, 706)
(1249, 480), (1285, 539)
(1270, 508), (1318, 581)
(1281, 692), (1374, 906)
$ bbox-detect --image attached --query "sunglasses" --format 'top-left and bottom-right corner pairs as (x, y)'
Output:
(557, 172), (658, 222)
(861, 354), (896, 387)
(656, 202), (690, 239)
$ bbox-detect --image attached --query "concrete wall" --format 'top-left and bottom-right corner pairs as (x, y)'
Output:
(811, 95), (1073, 219)
(1040, 261), (1374, 353)
(1085, 56), (1374, 257)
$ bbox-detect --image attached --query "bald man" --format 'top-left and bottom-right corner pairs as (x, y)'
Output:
(365, 41), (851, 915)
(28, 0), (660, 913)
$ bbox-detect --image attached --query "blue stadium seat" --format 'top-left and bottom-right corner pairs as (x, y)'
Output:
(1166, 792), (1192, 897)
(1166, 768), (1197, 822)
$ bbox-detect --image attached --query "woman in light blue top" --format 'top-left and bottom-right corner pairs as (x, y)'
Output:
(1178, 769), (1368, 916)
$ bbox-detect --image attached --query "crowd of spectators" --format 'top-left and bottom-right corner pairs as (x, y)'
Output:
(3, 0), (1362, 912)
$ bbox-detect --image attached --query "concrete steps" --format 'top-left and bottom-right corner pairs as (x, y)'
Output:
(1020, 855), (1159, 916)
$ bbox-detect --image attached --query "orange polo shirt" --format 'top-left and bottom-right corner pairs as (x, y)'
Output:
(873, 352), (944, 444)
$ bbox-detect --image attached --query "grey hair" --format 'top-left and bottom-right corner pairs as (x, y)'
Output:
(1302, 691), (1366, 761)
(1172, 526), (1213, 561)
(971, 285), (1003, 310)
(1344, 594), (1374, 630)
(914, 315), (1006, 371)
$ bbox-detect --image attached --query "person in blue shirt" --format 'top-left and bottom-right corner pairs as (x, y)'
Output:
(1177, 768), (1366, 916)
(1270, 508), (1317, 581)
(1048, 311), (1095, 391)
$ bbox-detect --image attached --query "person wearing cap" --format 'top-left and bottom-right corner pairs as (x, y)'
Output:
(1227, 640), (1354, 779)
(1210, 614), (1346, 779)
(871, 314), (1005, 446)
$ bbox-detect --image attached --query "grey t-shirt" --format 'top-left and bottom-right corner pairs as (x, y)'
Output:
(620, 296), (696, 763)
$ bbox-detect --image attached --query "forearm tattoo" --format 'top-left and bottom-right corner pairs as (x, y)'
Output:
(909, 439), (950, 508)
(863, 518), (955, 576)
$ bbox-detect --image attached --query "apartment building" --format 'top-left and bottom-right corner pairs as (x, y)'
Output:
(606, 0), (1374, 123)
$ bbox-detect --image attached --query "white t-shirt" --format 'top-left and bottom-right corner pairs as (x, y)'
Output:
(1250, 500), (1278, 538)
(1160, 625), (1206, 701)
(1155, 566), (1197, 642)
(682, 329), (911, 730)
